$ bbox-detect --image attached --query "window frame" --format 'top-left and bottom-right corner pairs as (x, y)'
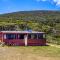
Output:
(17, 34), (25, 39)
(4, 33), (16, 40)
(37, 33), (46, 39)
(28, 33), (38, 39)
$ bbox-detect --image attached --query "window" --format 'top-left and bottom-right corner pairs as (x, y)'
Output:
(18, 34), (25, 39)
(4, 34), (6, 39)
(28, 34), (31, 39)
(6, 34), (16, 40)
(38, 34), (43, 39)
(32, 34), (37, 39)
(28, 34), (37, 39)
(43, 34), (46, 39)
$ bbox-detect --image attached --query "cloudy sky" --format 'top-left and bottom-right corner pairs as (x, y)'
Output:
(0, 0), (60, 14)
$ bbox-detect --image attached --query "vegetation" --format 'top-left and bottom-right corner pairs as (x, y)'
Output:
(0, 46), (60, 60)
(0, 10), (60, 44)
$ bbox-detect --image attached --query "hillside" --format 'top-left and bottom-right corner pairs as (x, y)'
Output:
(0, 10), (60, 44)
(0, 10), (60, 23)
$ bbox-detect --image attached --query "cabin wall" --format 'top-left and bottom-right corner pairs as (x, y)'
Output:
(5, 39), (25, 46)
(4, 39), (46, 46)
(27, 39), (46, 46)
(3, 33), (25, 46)
(0, 32), (3, 42)
(2, 33), (46, 46)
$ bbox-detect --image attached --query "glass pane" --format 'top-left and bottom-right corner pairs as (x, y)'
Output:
(43, 34), (46, 38)
(4, 34), (6, 39)
(28, 34), (31, 39)
(18, 34), (25, 39)
(31, 34), (37, 39)
(6, 34), (16, 39)
(38, 34), (43, 39)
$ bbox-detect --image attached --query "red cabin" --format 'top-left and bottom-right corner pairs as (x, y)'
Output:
(0, 31), (46, 46)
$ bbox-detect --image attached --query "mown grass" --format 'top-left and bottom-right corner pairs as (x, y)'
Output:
(15, 46), (60, 57)
(0, 46), (60, 60)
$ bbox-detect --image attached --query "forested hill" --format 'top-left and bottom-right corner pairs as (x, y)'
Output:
(0, 10), (60, 31)
(0, 10), (60, 22)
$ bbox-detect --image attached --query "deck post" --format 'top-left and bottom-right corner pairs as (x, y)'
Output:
(24, 34), (28, 46)
(1, 33), (5, 46)
(2, 33), (3, 43)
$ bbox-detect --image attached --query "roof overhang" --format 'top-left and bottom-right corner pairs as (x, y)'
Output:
(0, 31), (45, 34)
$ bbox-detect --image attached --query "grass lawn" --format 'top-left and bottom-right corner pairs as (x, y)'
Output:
(0, 46), (60, 60)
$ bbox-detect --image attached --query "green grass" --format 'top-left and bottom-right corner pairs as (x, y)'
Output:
(18, 46), (60, 57)
(0, 46), (60, 60)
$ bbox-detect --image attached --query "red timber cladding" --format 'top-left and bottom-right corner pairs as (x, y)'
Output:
(3, 33), (26, 46)
(27, 39), (46, 46)
(1, 32), (46, 46)
(0, 32), (3, 42)
(5, 39), (25, 46)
